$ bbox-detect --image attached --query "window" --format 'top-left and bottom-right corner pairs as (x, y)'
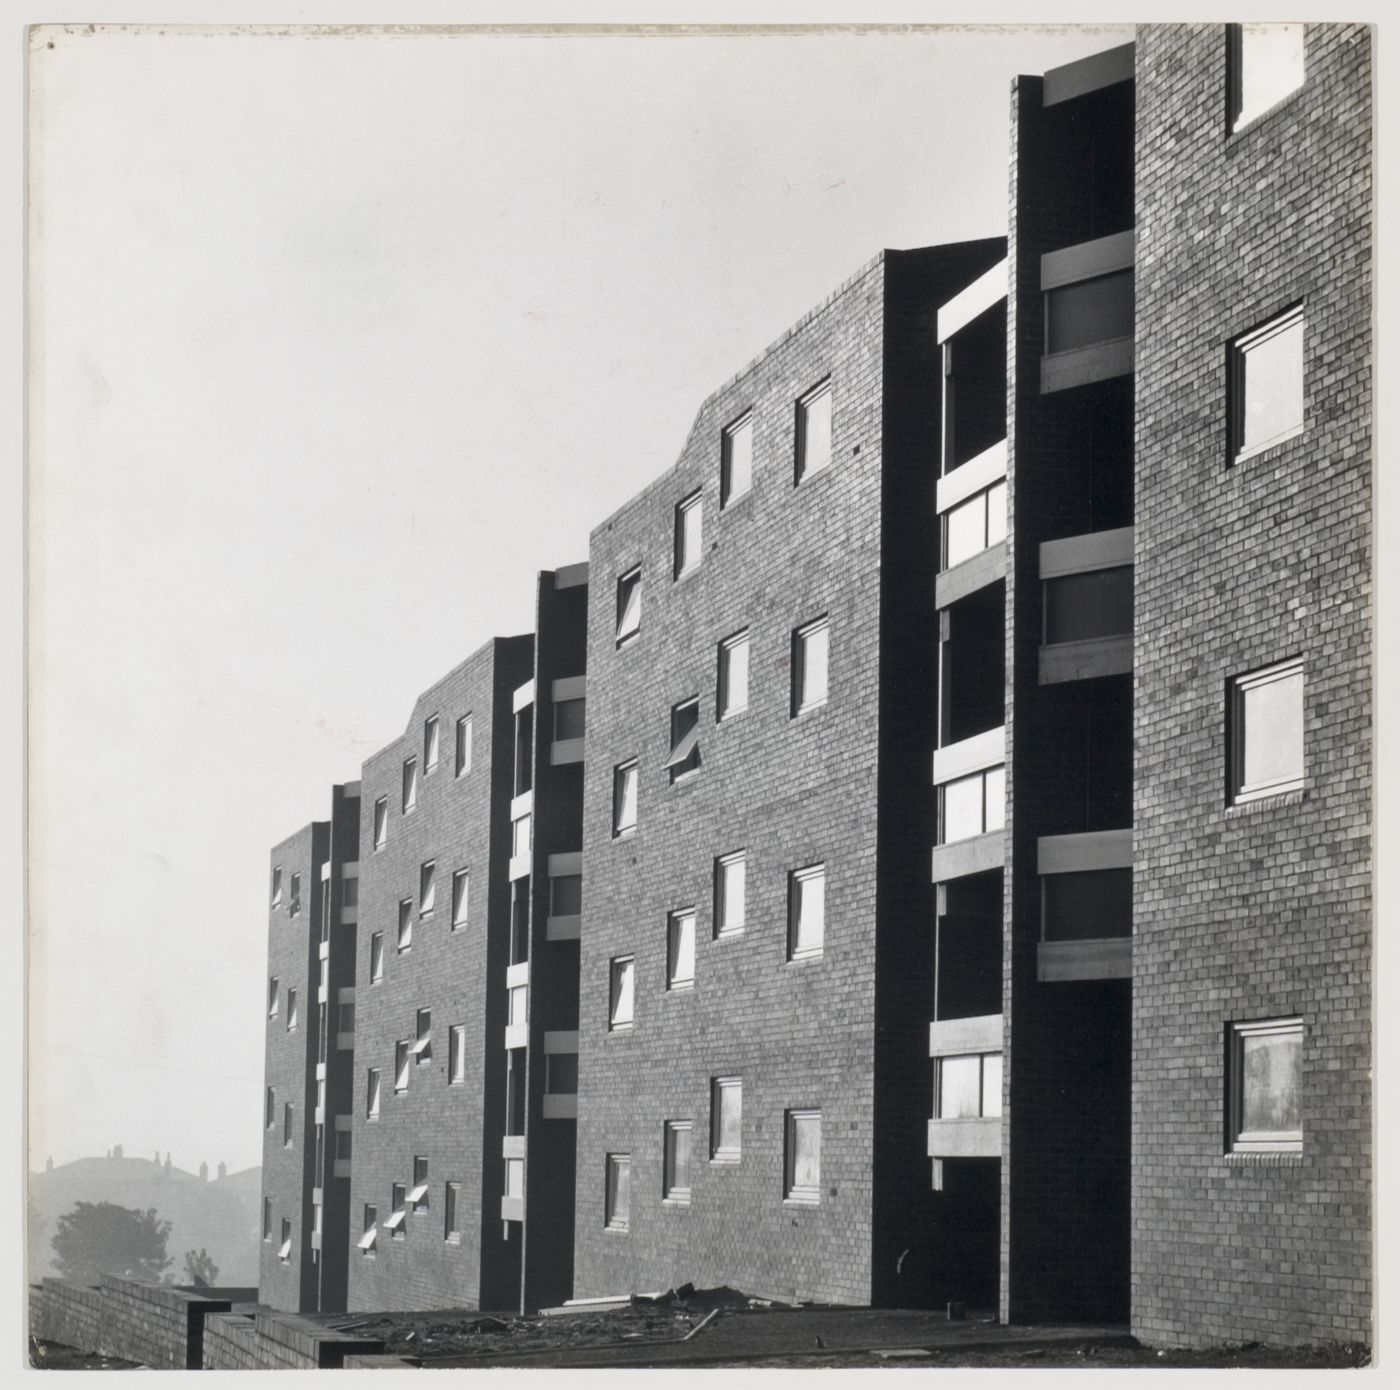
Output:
(283, 1103), (294, 1147)
(796, 378), (833, 481)
(289, 873), (301, 916)
(449, 1023), (466, 1083)
(359, 1205), (377, 1255)
(1044, 567), (1133, 645)
(343, 878), (359, 909)
(675, 490), (703, 578)
(444, 1182), (461, 1241)
(551, 873), (582, 917)
(667, 909), (696, 990)
(711, 1076), (742, 1162)
(366, 1068), (381, 1119)
(546, 1052), (579, 1095)
(335, 1127), (352, 1161)
(265, 1087), (275, 1130)
(665, 698), (701, 782)
(1228, 23), (1305, 133)
(1230, 306), (1305, 463)
(793, 617), (830, 714)
(605, 1153), (631, 1231)
(278, 1218), (292, 1262)
(714, 851), (746, 938)
(664, 1121), (692, 1203)
(271, 867), (283, 907)
(784, 1110), (821, 1202)
(455, 715), (473, 776)
(554, 697), (586, 741)
(398, 898), (413, 952)
(616, 567), (642, 646)
(402, 757), (418, 813)
(935, 1053), (1003, 1119)
(286, 988), (299, 1031)
(424, 715), (440, 771)
(369, 931), (384, 982)
(1042, 868), (1132, 942)
(514, 706), (533, 796)
(267, 976), (279, 1019)
(717, 630), (750, 720)
(338, 1000), (356, 1034)
(388, 1184), (407, 1239)
(504, 1156), (524, 1199)
(508, 983), (529, 1030)
(1228, 1018), (1303, 1153)
(451, 869), (469, 930)
(410, 1008), (432, 1064)
(410, 1156), (429, 1212)
(512, 813), (532, 859)
(609, 956), (635, 1030)
(941, 766), (1005, 843)
(788, 864), (826, 961)
(262, 1197), (272, 1241)
(721, 412), (753, 506)
(945, 481), (1008, 569)
(419, 861), (436, 916)
(395, 1040), (411, 1092)
(372, 796), (388, 850)
(510, 881), (530, 964)
(613, 760), (638, 836)
(1229, 658), (1304, 804)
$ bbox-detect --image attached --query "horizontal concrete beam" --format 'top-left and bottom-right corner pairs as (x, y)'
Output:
(1043, 40), (1135, 106)
(1040, 636), (1133, 684)
(933, 725), (1005, 785)
(931, 830), (1004, 883)
(927, 1117), (1001, 1159)
(553, 560), (589, 590)
(1040, 526), (1134, 579)
(929, 1013), (1002, 1056)
(1038, 937), (1132, 982)
(1041, 230), (1136, 290)
(937, 438), (1007, 513)
(1041, 337), (1134, 393)
(512, 679), (536, 713)
(937, 259), (1008, 343)
(551, 738), (585, 766)
(936, 541), (1006, 609)
(1038, 828), (1132, 874)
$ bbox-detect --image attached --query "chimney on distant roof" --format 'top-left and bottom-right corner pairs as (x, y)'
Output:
(199, 1162), (208, 1183)
(217, 1161), (227, 1181)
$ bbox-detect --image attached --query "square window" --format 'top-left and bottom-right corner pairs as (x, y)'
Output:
(398, 899), (413, 952)
(711, 1076), (742, 1162)
(449, 1023), (466, 1084)
(546, 1051), (579, 1095)
(370, 931), (385, 982)
(265, 1086), (276, 1129)
(609, 956), (635, 1031)
(411, 1156), (429, 1211)
(605, 1153), (631, 1231)
(283, 1103), (294, 1148)
(551, 873), (583, 917)
(554, 697), (586, 741)
(267, 976), (279, 1019)
(444, 1182), (461, 1241)
(721, 413), (753, 506)
(665, 698), (701, 782)
(452, 869), (469, 930)
(424, 716), (440, 771)
(366, 1068), (381, 1119)
(289, 873), (301, 917)
(796, 379), (833, 481)
(1228, 23), (1305, 133)
(616, 568), (642, 646)
(1229, 1018), (1303, 1152)
(420, 861), (436, 916)
(664, 1121), (692, 1202)
(674, 491), (703, 579)
(412, 1007), (433, 1063)
(935, 1053), (1002, 1119)
(714, 851), (746, 938)
(1230, 306), (1305, 462)
(613, 760), (639, 836)
(793, 617), (830, 714)
(717, 630), (750, 720)
(359, 1204), (377, 1254)
(784, 1110), (821, 1202)
(1229, 658), (1304, 803)
(788, 864), (826, 961)
(455, 715), (473, 776)
(278, 1218), (292, 1262)
(667, 909), (696, 990)
(262, 1197), (272, 1241)
(402, 758), (418, 813)
(286, 988), (299, 1031)
(395, 1040), (411, 1092)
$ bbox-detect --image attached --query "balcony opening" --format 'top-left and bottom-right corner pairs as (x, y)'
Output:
(505, 1051), (526, 1137)
(935, 870), (1002, 1022)
(1038, 680), (1132, 835)
(514, 705), (534, 797)
(1045, 272), (1133, 355)
(940, 582), (1005, 746)
(943, 303), (1007, 475)
(510, 881), (529, 966)
(1043, 867), (1131, 942)
(1044, 566), (1132, 645)
(1040, 81), (1134, 244)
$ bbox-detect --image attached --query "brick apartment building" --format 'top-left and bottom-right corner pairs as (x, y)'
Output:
(261, 25), (1371, 1348)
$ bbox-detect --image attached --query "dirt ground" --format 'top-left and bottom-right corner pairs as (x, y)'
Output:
(28, 1338), (141, 1370)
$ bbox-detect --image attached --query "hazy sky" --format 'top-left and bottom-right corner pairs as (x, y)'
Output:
(30, 20), (1144, 1175)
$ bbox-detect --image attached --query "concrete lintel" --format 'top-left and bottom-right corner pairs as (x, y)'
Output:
(1038, 827), (1132, 875)
(927, 1117), (1001, 1159)
(937, 438), (1007, 513)
(549, 851), (583, 876)
(553, 561), (589, 590)
(551, 738), (585, 766)
(543, 1029), (579, 1054)
(936, 541), (1007, 609)
(1041, 337), (1134, 393)
(937, 258), (1008, 343)
(1040, 526), (1134, 579)
(1042, 41), (1135, 106)
(547, 914), (581, 941)
(542, 1094), (579, 1120)
(508, 854), (531, 882)
(510, 789), (534, 821)
(506, 961), (529, 990)
(929, 1013), (1003, 1056)
(1038, 937), (1132, 982)
(502, 1134), (526, 1160)
(512, 679), (536, 713)
(933, 725), (1006, 786)
(931, 831), (1005, 883)
(1040, 636), (1133, 684)
(501, 1195), (525, 1223)
(504, 1024), (529, 1050)
(1041, 230), (1136, 291)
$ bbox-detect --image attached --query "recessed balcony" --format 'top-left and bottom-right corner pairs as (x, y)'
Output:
(1041, 231), (1135, 394)
(1039, 527), (1133, 683)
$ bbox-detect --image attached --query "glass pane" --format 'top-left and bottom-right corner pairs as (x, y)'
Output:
(800, 387), (832, 477)
(551, 874), (582, 916)
(617, 575), (641, 639)
(720, 636), (749, 716)
(373, 800), (387, 846)
(669, 913), (696, 985)
(791, 1114), (821, 1190)
(456, 717), (472, 774)
(724, 419), (753, 502)
(611, 960), (634, 1026)
(452, 873), (468, 924)
(1241, 668), (1304, 792)
(982, 766), (1005, 833)
(943, 773), (985, 842)
(1045, 271), (1134, 354)
(985, 481), (1007, 547)
(945, 494), (987, 569)
(547, 1052), (578, 1094)
(513, 813), (532, 858)
(506, 1158), (524, 1198)
(667, 1125), (691, 1192)
(616, 766), (638, 830)
(1241, 1030), (1301, 1136)
(1043, 868), (1132, 941)
(420, 865), (435, 912)
(800, 624), (829, 707)
(717, 1083), (742, 1152)
(793, 870), (825, 954)
(425, 719), (439, 767)
(1238, 24), (1305, 128)
(1241, 314), (1304, 454)
(719, 855), (745, 932)
(938, 1054), (983, 1119)
(982, 1053), (1003, 1118)
(554, 698), (586, 741)
(508, 985), (527, 1027)
(681, 498), (703, 571)
(1045, 567), (1134, 644)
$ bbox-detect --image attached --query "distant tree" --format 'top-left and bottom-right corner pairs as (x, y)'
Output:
(51, 1202), (172, 1285)
(182, 1248), (219, 1288)
(26, 1201), (50, 1279)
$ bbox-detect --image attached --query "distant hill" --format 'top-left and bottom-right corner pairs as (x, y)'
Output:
(28, 1152), (262, 1286)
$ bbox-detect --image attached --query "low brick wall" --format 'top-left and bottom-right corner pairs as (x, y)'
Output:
(94, 1274), (233, 1368)
(32, 1279), (107, 1357)
(250, 1311), (387, 1368)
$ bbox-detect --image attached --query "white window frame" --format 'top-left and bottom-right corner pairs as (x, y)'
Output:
(270, 867), (282, 908)
(424, 715), (440, 772)
(395, 1040), (411, 1093)
(366, 1068), (381, 1120)
(278, 1219), (292, 1262)
(451, 868), (469, 930)
(1229, 304), (1305, 463)
(262, 1197), (272, 1241)
(444, 1182), (462, 1242)
(665, 697), (701, 783)
(613, 759), (639, 837)
(455, 715), (473, 777)
(605, 1153), (631, 1231)
(398, 898), (413, 952)
(265, 1086), (276, 1129)
(419, 861), (436, 917)
(448, 1023), (466, 1084)
(667, 909), (696, 991)
(609, 955), (635, 1031)
(369, 931), (384, 982)
(1228, 658), (1305, 804)
(616, 567), (642, 646)
(711, 1076), (742, 1163)
(372, 796), (388, 851)
(289, 872), (301, 917)
(286, 988), (298, 1032)
(934, 1052), (1004, 1120)
(721, 411), (754, 507)
(784, 1109), (822, 1204)
(788, 863), (826, 961)
(675, 489), (703, 579)
(268, 976), (279, 1019)
(714, 850), (746, 938)
(717, 629), (750, 720)
(796, 377), (833, 482)
(663, 1120), (692, 1203)
(1228, 1017), (1304, 1153)
(940, 765), (1006, 844)
(793, 616), (830, 715)
(402, 757), (418, 813)
(413, 1008), (432, 1063)
(1228, 22), (1306, 134)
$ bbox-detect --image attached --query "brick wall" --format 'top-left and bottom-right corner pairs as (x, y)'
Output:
(1131, 23), (1371, 1347)
(348, 636), (533, 1312)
